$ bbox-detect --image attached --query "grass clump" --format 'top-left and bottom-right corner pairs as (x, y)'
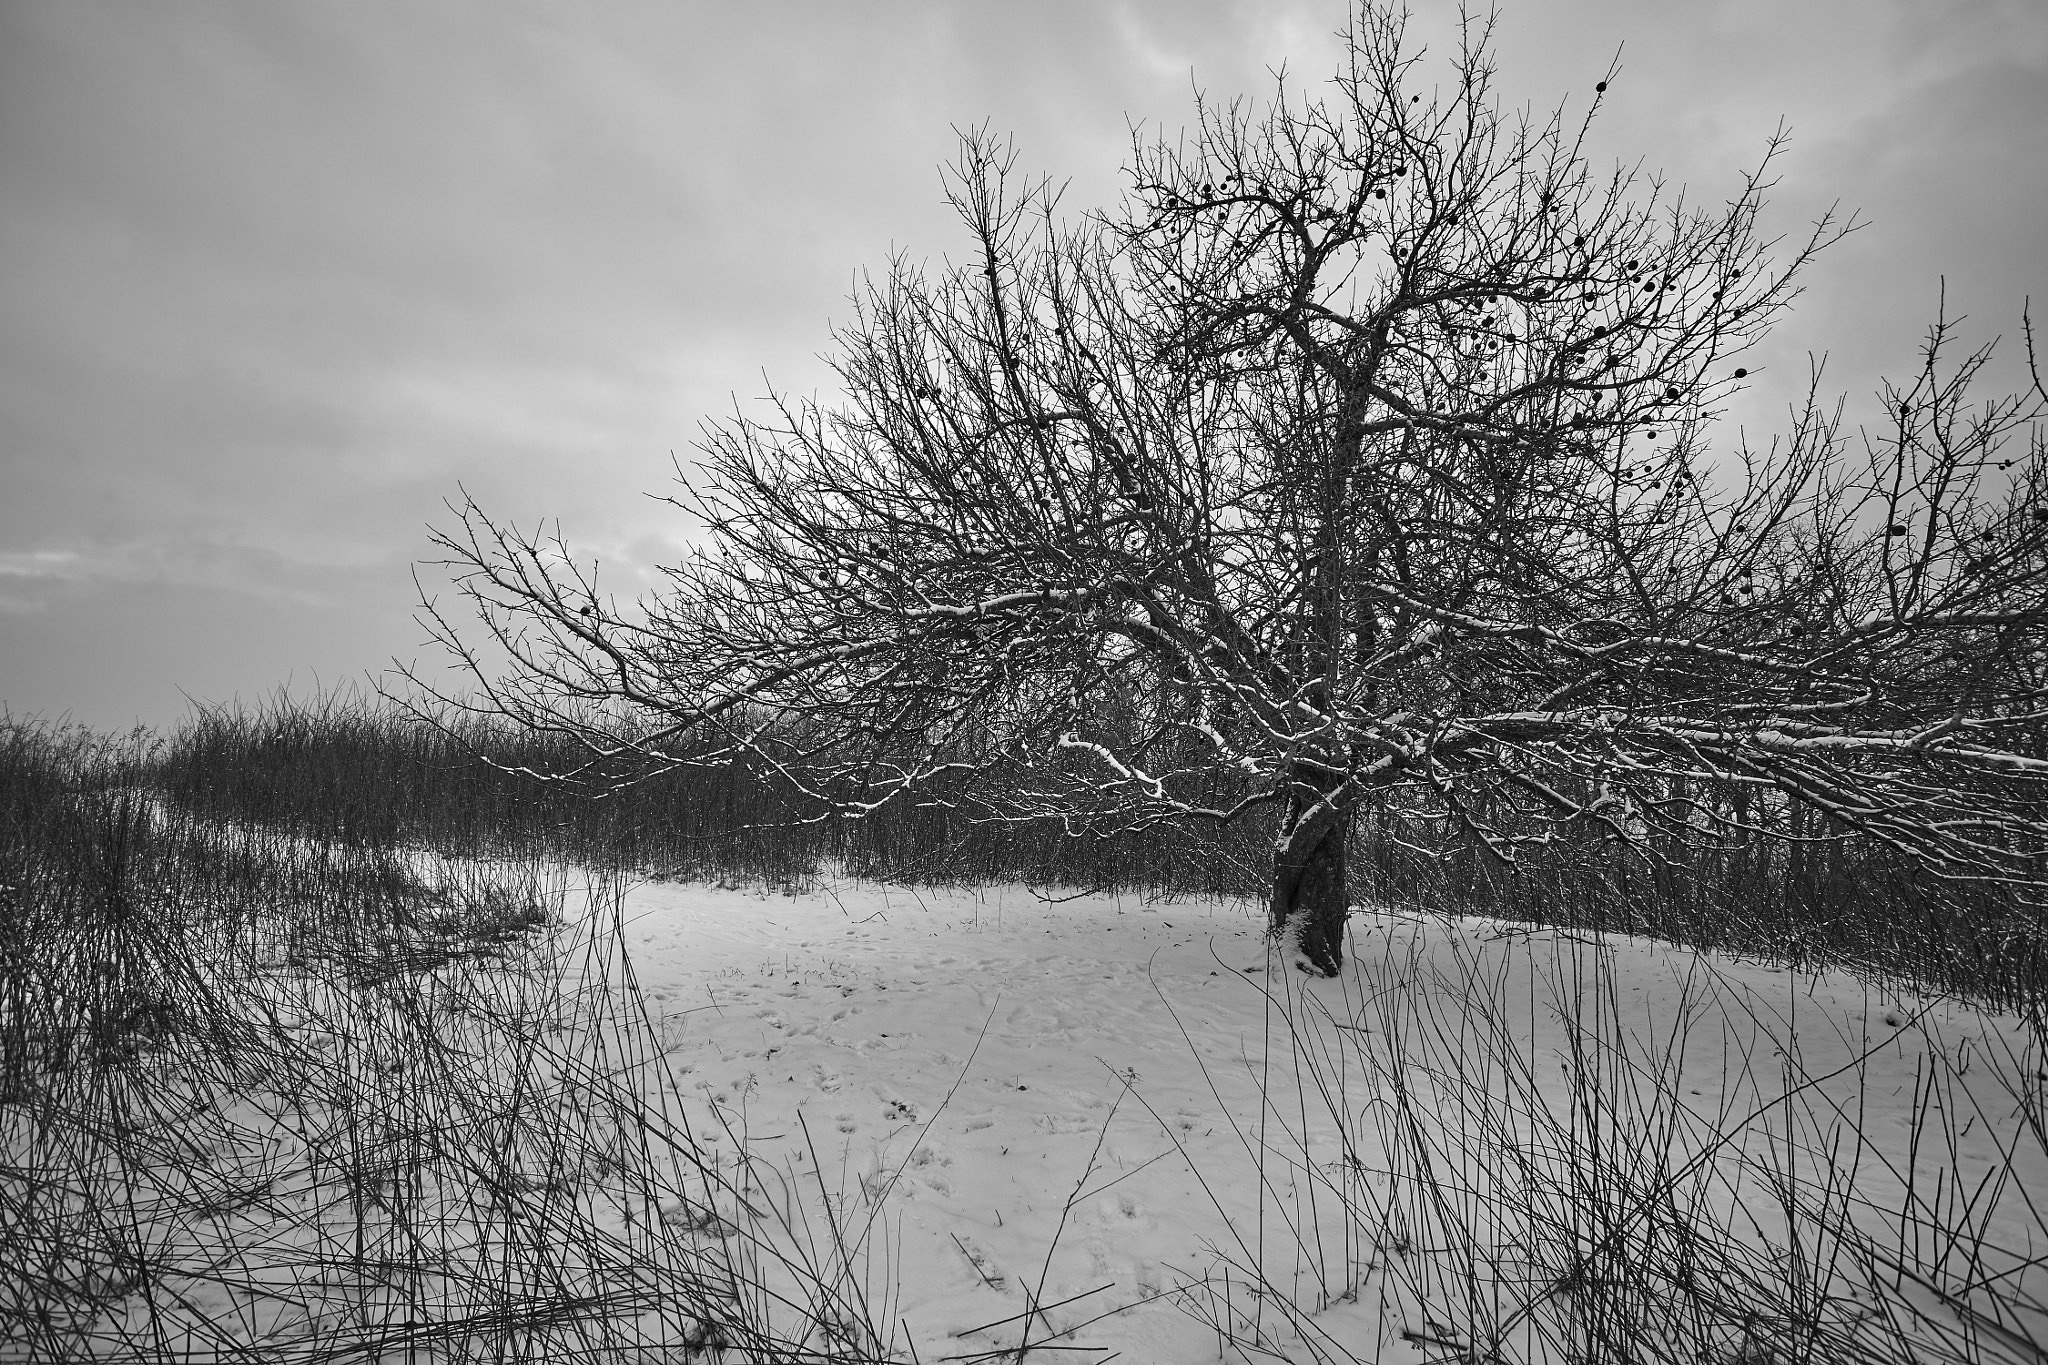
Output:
(0, 714), (905, 1362)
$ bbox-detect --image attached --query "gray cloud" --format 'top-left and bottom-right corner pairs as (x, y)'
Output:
(3, 0), (2042, 728)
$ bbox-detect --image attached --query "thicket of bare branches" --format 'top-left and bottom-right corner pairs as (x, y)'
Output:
(417, 4), (2048, 974)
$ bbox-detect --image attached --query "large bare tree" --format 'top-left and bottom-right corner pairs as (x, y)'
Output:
(418, 5), (2048, 974)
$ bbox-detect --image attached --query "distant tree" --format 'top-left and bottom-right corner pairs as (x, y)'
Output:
(417, 4), (2047, 974)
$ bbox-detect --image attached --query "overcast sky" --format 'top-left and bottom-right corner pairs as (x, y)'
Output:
(3, 0), (2043, 732)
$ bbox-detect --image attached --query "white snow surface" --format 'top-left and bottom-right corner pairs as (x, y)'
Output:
(606, 873), (2048, 1363)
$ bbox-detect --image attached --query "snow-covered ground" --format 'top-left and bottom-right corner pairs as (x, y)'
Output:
(615, 874), (2048, 1362)
(14, 857), (2044, 1362)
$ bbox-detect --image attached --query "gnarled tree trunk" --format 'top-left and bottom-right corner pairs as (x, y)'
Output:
(1270, 791), (1353, 976)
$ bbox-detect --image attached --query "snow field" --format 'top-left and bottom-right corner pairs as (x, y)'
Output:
(10, 853), (2043, 1364)
(614, 874), (2048, 1362)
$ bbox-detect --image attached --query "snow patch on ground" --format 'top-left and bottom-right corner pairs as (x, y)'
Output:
(607, 874), (2047, 1361)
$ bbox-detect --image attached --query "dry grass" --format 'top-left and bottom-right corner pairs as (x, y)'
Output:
(1152, 916), (2048, 1363)
(1, 715), (905, 1362)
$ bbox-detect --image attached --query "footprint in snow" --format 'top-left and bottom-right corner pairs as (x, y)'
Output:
(951, 1235), (1007, 1292)
(1034, 1113), (1098, 1135)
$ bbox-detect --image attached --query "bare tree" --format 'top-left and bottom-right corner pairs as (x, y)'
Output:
(415, 4), (2047, 974)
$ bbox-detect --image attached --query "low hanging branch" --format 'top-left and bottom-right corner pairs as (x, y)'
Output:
(412, 3), (2048, 975)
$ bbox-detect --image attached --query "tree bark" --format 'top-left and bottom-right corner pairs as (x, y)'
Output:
(1270, 803), (1353, 976)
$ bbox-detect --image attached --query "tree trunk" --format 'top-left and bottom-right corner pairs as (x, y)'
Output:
(1270, 803), (1353, 976)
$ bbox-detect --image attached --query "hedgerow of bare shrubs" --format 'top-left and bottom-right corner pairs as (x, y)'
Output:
(147, 690), (2048, 1011)
(155, 690), (827, 887)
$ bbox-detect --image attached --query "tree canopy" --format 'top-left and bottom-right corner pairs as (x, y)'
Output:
(419, 5), (2048, 974)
